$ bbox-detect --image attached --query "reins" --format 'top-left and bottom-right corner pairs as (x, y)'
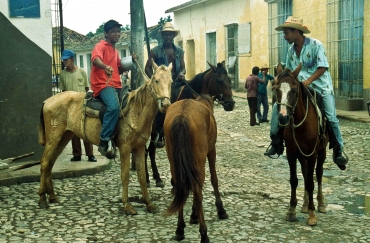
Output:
(276, 72), (320, 157)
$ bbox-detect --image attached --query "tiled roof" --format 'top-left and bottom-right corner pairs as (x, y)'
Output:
(52, 26), (88, 45)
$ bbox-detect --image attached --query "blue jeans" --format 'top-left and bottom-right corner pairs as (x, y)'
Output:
(269, 93), (344, 152)
(257, 93), (269, 121)
(98, 87), (120, 142)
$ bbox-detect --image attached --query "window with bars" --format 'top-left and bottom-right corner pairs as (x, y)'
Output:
(327, 0), (363, 98)
(226, 24), (238, 88)
(266, 0), (292, 73)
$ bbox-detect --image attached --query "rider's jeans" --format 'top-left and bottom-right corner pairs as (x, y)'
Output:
(269, 93), (344, 152)
(98, 87), (120, 142)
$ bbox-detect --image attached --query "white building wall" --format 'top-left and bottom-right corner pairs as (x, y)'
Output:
(0, 0), (52, 55)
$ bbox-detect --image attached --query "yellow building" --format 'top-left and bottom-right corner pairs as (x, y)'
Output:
(166, 0), (369, 111)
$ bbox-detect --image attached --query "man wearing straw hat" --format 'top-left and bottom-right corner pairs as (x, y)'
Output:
(264, 16), (348, 170)
(257, 64), (274, 123)
(145, 22), (186, 148)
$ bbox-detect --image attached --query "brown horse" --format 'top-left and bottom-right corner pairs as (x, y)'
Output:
(164, 94), (228, 243)
(145, 61), (235, 187)
(275, 63), (328, 226)
(38, 61), (172, 215)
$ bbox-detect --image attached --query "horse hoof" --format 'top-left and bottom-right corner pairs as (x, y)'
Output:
(49, 197), (60, 204)
(38, 201), (49, 209)
(189, 218), (199, 224)
(301, 205), (308, 213)
(218, 212), (229, 220)
(286, 213), (296, 222)
(318, 206), (326, 213)
(307, 217), (317, 226)
(123, 205), (137, 215)
(155, 180), (165, 188)
(147, 204), (159, 214)
(174, 235), (185, 241)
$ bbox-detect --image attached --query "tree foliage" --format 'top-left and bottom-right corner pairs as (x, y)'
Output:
(87, 22), (130, 37)
(158, 15), (173, 25)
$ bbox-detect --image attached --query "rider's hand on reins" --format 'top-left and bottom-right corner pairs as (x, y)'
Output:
(105, 66), (113, 77)
(302, 80), (311, 88)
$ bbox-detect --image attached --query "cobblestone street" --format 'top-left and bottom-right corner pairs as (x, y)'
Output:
(1, 97), (369, 243)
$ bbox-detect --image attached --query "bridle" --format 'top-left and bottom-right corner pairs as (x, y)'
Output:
(211, 69), (235, 107)
(275, 71), (320, 157)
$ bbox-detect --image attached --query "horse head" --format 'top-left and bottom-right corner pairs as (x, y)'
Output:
(274, 62), (302, 122)
(149, 59), (172, 113)
(206, 61), (235, 111)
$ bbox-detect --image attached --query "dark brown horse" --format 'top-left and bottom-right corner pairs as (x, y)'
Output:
(164, 95), (228, 243)
(145, 61), (235, 187)
(275, 63), (329, 226)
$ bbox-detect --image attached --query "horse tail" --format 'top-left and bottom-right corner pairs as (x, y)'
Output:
(38, 103), (46, 146)
(167, 115), (202, 215)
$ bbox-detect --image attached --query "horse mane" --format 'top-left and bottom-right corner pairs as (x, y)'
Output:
(124, 82), (148, 113)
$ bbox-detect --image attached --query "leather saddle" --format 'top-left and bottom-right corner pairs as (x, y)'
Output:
(84, 84), (132, 123)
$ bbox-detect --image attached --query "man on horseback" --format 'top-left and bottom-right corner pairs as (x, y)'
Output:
(264, 16), (348, 169)
(90, 19), (132, 157)
(145, 22), (186, 148)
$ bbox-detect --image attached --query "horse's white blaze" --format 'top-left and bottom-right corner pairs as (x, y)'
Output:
(279, 82), (290, 115)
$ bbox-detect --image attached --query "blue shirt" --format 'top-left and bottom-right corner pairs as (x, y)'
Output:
(285, 37), (334, 96)
(257, 72), (274, 95)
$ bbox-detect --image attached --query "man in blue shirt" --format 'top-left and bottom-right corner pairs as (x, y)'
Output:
(264, 16), (348, 170)
(257, 64), (274, 123)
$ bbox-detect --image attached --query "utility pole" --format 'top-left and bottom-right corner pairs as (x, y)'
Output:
(130, 0), (145, 90)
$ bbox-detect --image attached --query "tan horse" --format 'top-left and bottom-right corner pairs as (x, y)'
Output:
(164, 95), (228, 243)
(38, 61), (172, 215)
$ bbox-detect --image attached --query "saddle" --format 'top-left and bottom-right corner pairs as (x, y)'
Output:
(170, 79), (198, 103)
(84, 84), (132, 123)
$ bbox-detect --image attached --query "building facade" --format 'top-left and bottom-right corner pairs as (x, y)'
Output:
(167, 0), (369, 111)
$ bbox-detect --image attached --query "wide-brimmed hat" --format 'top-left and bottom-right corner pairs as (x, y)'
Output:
(104, 19), (122, 32)
(160, 22), (179, 37)
(275, 16), (310, 34)
(60, 49), (75, 60)
(260, 64), (270, 70)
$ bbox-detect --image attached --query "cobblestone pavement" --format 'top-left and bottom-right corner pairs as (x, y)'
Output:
(1, 97), (369, 243)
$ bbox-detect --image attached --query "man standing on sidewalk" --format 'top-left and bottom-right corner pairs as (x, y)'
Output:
(60, 49), (97, 162)
(257, 64), (274, 123)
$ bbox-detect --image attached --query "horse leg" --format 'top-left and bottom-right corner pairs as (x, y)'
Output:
(300, 159), (309, 213)
(286, 154), (298, 222)
(208, 148), (228, 219)
(148, 134), (164, 188)
(316, 149), (326, 213)
(120, 149), (137, 215)
(134, 146), (158, 214)
(39, 131), (73, 208)
(305, 156), (318, 226)
(174, 209), (186, 241)
(194, 188), (209, 243)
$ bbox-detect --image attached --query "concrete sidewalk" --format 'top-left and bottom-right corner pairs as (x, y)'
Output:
(233, 91), (370, 123)
(0, 141), (111, 186)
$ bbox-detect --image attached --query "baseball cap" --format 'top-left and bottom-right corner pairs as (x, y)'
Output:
(104, 20), (122, 32)
(60, 49), (75, 60)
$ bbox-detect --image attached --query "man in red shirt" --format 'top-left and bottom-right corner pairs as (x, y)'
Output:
(90, 19), (126, 157)
(245, 66), (265, 126)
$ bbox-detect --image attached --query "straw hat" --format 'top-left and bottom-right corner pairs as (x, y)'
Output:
(275, 16), (310, 34)
(160, 22), (179, 37)
(260, 64), (270, 70)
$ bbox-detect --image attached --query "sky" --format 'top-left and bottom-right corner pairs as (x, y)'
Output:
(52, 0), (189, 35)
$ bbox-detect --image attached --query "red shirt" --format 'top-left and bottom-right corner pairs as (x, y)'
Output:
(90, 40), (122, 97)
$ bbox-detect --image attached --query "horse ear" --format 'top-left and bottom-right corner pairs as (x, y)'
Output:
(292, 63), (302, 78)
(207, 61), (217, 72)
(276, 62), (283, 75)
(221, 61), (226, 68)
(167, 62), (173, 72)
(151, 58), (158, 70)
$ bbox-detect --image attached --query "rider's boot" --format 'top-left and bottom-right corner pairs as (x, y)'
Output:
(264, 128), (284, 156)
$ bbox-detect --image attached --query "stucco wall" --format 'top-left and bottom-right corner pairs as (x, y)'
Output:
(0, 1), (52, 161)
